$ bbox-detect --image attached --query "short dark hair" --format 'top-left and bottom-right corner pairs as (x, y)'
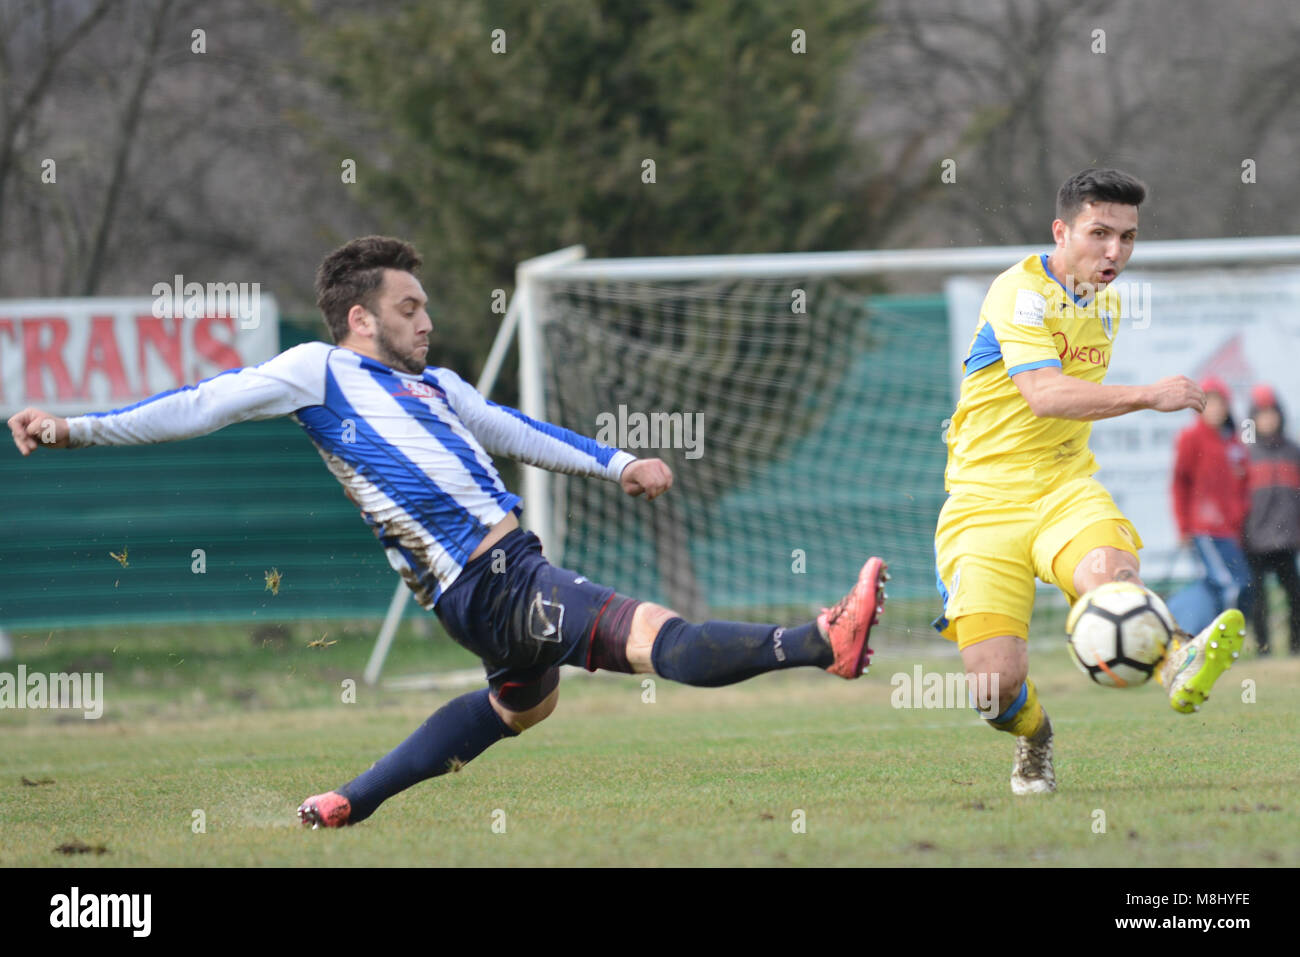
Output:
(315, 236), (423, 342)
(1056, 168), (1147, 224)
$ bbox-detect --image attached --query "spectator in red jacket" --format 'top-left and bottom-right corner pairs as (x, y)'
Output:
(1243, 384), (1300, 655)
(1166, 376), (1253, 638)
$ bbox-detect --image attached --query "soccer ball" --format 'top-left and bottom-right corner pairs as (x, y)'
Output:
(1065, 582), (1174, 687)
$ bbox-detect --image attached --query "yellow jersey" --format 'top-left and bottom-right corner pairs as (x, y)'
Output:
(945, 253), (1122, 501)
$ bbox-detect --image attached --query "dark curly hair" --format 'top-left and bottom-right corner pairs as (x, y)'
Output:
(315, 236), (423, 342)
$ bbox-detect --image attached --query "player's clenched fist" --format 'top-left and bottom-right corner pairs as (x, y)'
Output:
(7, 408), (70, 455)
(1148, 376), (1205, 413)
(620, 457), (673, 501)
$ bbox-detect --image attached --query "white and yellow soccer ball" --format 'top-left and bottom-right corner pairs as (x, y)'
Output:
(1065, 582), (1175, 687)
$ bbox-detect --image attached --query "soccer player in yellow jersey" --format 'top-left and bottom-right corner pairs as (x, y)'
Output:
(934, 168), (1246, 794)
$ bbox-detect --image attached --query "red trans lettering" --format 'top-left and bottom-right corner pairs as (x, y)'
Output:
(80, 315), (133, 399)
(193, 315), (243, 376)
(0, 318), (15, 402)
(22, 317), (76, 401)
(136, 315), (185, 388)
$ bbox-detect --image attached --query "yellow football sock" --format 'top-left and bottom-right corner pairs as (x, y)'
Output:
(988, 678), (1046, 738)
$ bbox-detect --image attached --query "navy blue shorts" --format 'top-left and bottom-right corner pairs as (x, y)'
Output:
(434, 529), (618, 689)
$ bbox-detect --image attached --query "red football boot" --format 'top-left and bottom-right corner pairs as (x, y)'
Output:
(820, 557), (888, 679)
(297, 791), (352, 829)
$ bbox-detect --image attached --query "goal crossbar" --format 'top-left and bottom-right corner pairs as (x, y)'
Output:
(537, 236), (1300, 281)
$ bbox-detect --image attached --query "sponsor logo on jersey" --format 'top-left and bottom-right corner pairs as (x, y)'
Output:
(391, 380), (438, 399)
(1051, 331), (1110, 369)
(1012, 289), (1047, 328)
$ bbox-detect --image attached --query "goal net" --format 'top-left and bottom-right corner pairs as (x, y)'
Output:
(515, 248), (996, 644)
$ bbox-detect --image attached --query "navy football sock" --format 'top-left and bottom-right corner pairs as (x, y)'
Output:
(337, 687), (516, 823)
(650, 619), (830, 687)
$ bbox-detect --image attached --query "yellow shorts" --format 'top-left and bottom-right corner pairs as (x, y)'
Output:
(933, 476), (1142, 649)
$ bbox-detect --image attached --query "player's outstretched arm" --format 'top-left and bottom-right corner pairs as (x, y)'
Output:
(8, 342), (329, 454)
(1012, 366), (1205, 421)
(8, 408), (70, 455)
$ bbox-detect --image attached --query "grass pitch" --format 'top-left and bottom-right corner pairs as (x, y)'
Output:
(2, 619), (1297, 867)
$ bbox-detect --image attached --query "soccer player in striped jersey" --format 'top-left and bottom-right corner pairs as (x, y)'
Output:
(7, 235), (887, 828)
(934, 169), (1246, 795)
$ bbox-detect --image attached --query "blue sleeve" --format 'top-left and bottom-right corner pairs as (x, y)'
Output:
(432, 369), (635, 481)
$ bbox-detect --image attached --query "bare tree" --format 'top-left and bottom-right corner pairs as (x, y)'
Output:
(80, 0), (173, 294)
(0, 0), (118, 285)
(855, 0), (1300, 248)
(0, 0), (373, 312)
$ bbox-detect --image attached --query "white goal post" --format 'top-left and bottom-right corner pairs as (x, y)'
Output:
(365, 235), (1300, 684)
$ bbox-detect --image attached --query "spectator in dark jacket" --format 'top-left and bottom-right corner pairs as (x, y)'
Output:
(1243, 384), (1300, 655)
(1167, 376), (1253, 637)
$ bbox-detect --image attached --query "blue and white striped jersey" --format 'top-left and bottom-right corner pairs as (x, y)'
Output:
(66, 341), (635, 607)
